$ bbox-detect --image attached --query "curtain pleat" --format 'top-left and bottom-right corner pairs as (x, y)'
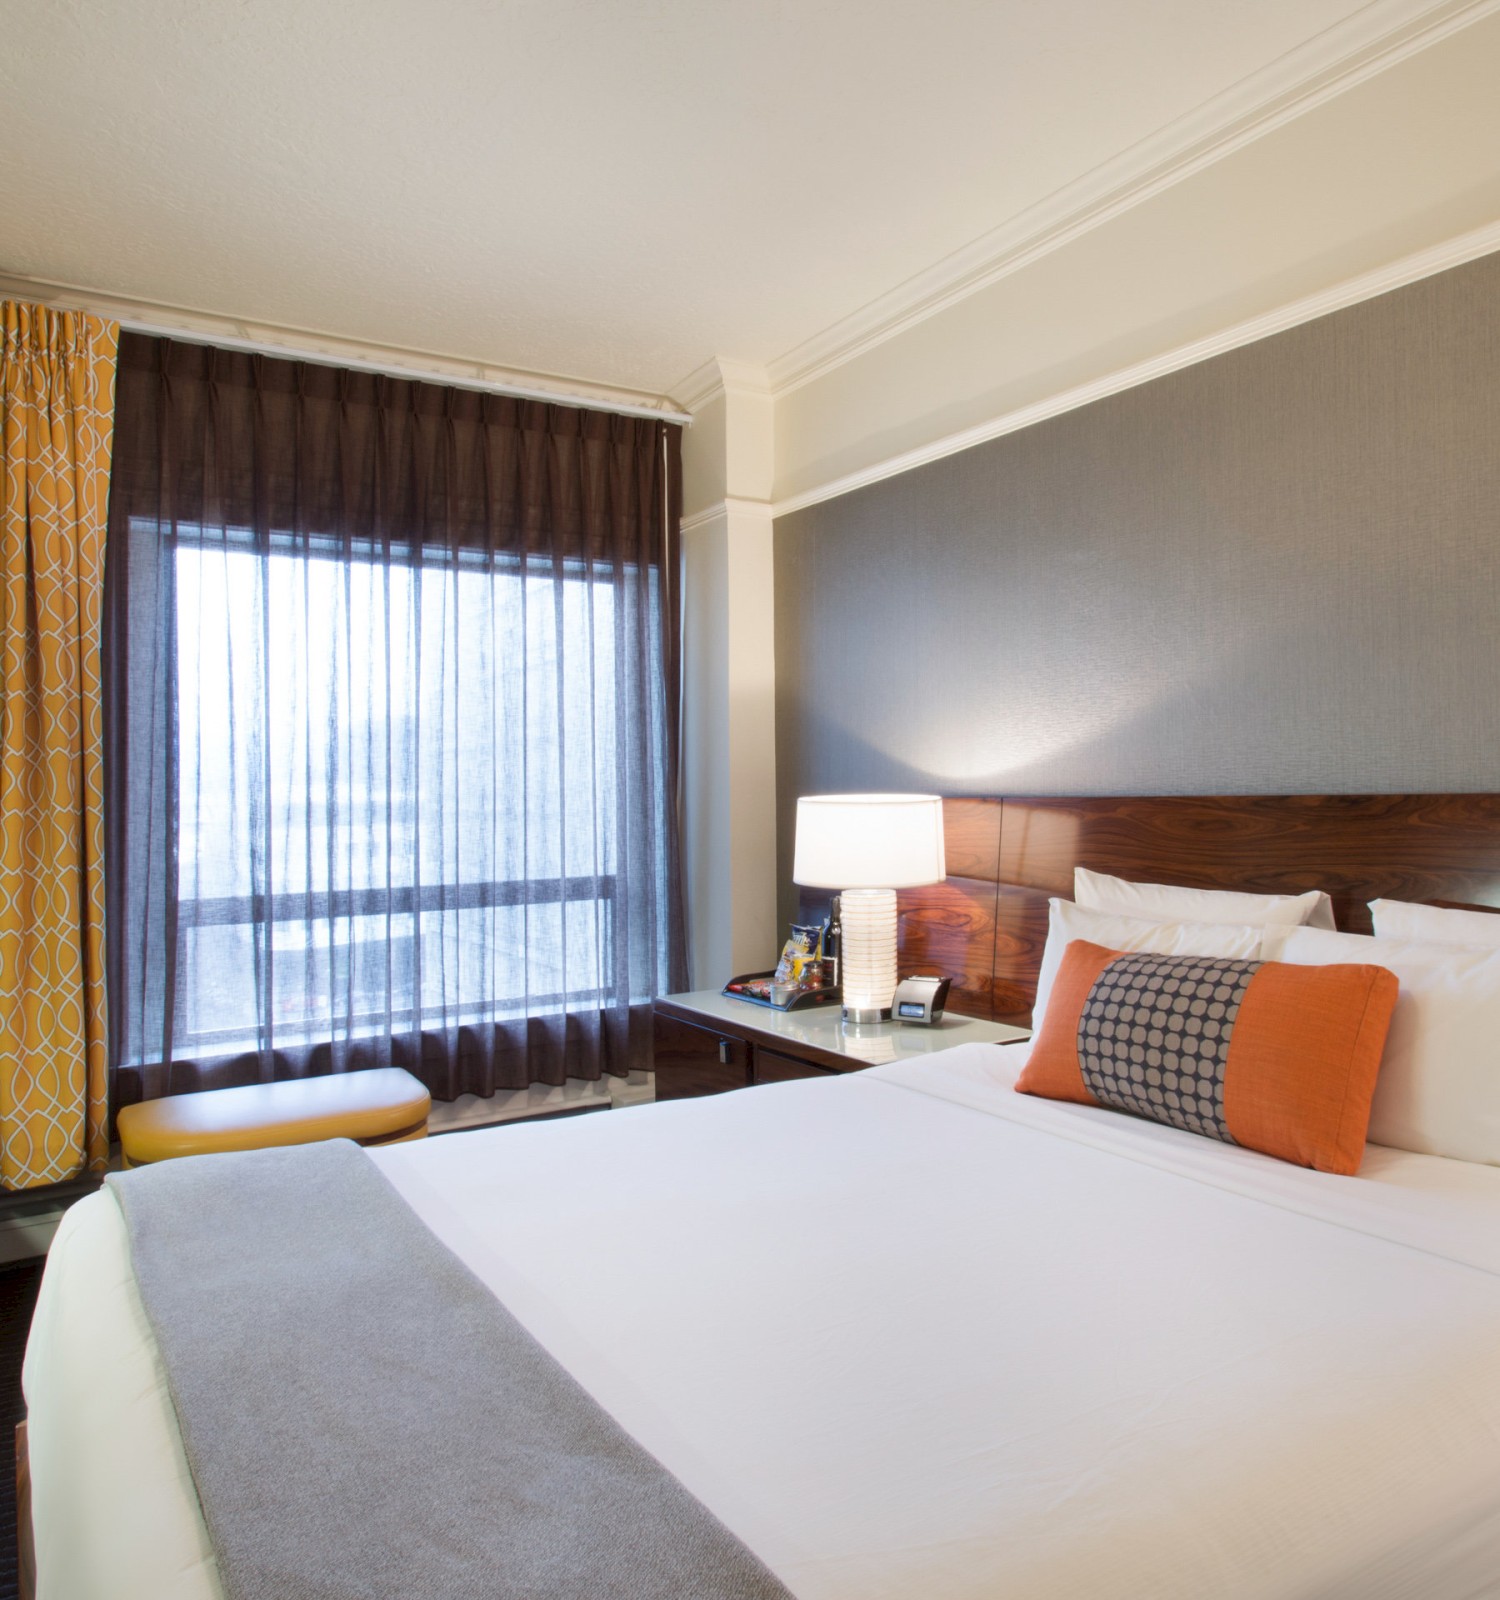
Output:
(106, 334), (685, 1107)
(0, 302), (118, 1186)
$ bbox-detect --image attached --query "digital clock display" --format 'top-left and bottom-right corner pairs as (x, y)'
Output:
(898, 1001), (926, 1019)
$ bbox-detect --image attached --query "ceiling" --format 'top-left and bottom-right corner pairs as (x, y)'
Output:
(0, 0), (1393, 398)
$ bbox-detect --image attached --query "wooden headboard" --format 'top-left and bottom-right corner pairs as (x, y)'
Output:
(892, 794), (1500, 1026)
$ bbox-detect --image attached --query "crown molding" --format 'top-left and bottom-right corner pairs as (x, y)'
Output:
(0, 269), (692, 424)
(681, 500), (725, 534)
(670, 358), (726, 413)
(680, 495), (774, 534)
(765, 0), (1500, 398)
(669, 356), (772, 414)
(771, 213), (1500, 521)
(716, 358), (773, 397)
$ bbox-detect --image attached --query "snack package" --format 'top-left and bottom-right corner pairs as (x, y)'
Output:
(773, 923), (823, 986)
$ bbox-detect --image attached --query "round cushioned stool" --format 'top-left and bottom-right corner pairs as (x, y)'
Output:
(116, 1067), (431, 1167)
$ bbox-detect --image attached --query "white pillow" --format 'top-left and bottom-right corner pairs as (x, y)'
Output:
(1074, 867), (1335, 930)
(1369, 898), (1500, 949)
(1267, 924), (1500, 1165)
(1031, 899), (1266, 1027)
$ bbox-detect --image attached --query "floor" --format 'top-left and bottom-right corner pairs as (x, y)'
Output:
(0, 1261), (42, 1600)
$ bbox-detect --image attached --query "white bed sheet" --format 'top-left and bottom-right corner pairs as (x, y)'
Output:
(26, 1040), (1500, 1600)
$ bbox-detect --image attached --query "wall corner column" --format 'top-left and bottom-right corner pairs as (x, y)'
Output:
(677, 360), (779, 988)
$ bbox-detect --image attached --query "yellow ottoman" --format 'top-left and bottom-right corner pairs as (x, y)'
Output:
(116, 1068), (431, 1167)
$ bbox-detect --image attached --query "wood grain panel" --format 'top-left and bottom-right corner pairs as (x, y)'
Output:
(896, 875), (999, 1021)
(894, 793), (1500, 1026)
(651, 1012), (750, 1099)
(992, 885), (1051, 1024)
(17, 1421), (33, 1600)
(997, 794), (1500, 935)
(754, 1049), (834, 1084)
(940, 796), (1002, 881)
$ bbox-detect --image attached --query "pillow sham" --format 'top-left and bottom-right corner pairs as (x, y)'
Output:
(1369, 898), (1500, 949)
(1030, 898), (1266, 1026)
(1075, 867), (1335, 930)
(1016, 939), (1397, 1174)
(1266, 924), (1500, 1165)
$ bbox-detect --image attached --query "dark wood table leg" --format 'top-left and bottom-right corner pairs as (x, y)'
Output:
(16, 1420), (33, 1600)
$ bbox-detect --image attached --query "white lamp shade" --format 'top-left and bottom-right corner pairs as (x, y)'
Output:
(793, 794), (946, 889)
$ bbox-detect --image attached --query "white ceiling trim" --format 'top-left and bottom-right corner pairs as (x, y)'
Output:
(680, 495), (774, 535)
(770, 212), (1500, 520)
(761, 0), (1500, 399)
(0, 270), (692, 424)
(671, 359), (727, 414)
(680, 500), (725, 535)
(671, 356), (774, 414)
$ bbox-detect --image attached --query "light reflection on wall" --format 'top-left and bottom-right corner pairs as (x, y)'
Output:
(857, 665), (1182, 789)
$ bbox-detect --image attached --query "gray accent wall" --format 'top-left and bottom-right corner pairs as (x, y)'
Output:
(775, 249), (1500, 927)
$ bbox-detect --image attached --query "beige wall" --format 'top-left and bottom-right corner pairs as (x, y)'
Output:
(678, 366), (779, 987)
(771, 7), (1500, 513)
(682, 390), (728, 521)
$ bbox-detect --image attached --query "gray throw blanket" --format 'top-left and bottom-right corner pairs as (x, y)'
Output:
(107, 1139), (792, 1600)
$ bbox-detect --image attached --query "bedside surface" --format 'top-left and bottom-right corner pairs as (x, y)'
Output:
(656, 989), (1029, 1069)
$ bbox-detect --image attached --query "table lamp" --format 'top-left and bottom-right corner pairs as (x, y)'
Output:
(792, 794), (946, 1022)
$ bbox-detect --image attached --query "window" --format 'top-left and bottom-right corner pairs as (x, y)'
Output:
(167, 528), (663, 1065)
(105, 333), (684, 1103)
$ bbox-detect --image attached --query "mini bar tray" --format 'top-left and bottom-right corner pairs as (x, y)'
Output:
(721, 971), (841, 1011)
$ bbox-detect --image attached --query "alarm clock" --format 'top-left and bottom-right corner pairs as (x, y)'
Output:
(891, 975), (952, 1026)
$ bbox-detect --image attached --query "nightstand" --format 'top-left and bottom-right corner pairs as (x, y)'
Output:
(652, 989), (1030, 1100)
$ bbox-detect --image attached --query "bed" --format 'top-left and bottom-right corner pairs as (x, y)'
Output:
(25, 792), (1500, 1599)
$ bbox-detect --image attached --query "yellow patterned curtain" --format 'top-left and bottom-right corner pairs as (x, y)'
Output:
(0, 303), (118, 1187)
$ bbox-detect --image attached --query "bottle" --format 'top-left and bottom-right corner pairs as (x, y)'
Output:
(825, 896), (841, 992)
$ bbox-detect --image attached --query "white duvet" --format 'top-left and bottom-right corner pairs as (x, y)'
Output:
(26, 1041), (1500, 1600)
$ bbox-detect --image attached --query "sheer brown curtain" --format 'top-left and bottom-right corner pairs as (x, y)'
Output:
(105, 333), (685, 1107)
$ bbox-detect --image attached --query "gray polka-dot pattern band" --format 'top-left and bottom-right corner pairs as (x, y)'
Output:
(1076, 952), (1260, 1142)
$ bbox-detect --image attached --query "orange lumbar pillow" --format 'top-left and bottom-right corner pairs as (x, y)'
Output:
(1015, 940), (1398, 1175)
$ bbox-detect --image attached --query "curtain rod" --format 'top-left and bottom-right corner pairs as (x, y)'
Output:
(0, 272), (693, 425)
(118, 319), (694, 425)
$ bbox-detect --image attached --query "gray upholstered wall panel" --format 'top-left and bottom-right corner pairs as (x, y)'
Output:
(775, 250), (1500, 925)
